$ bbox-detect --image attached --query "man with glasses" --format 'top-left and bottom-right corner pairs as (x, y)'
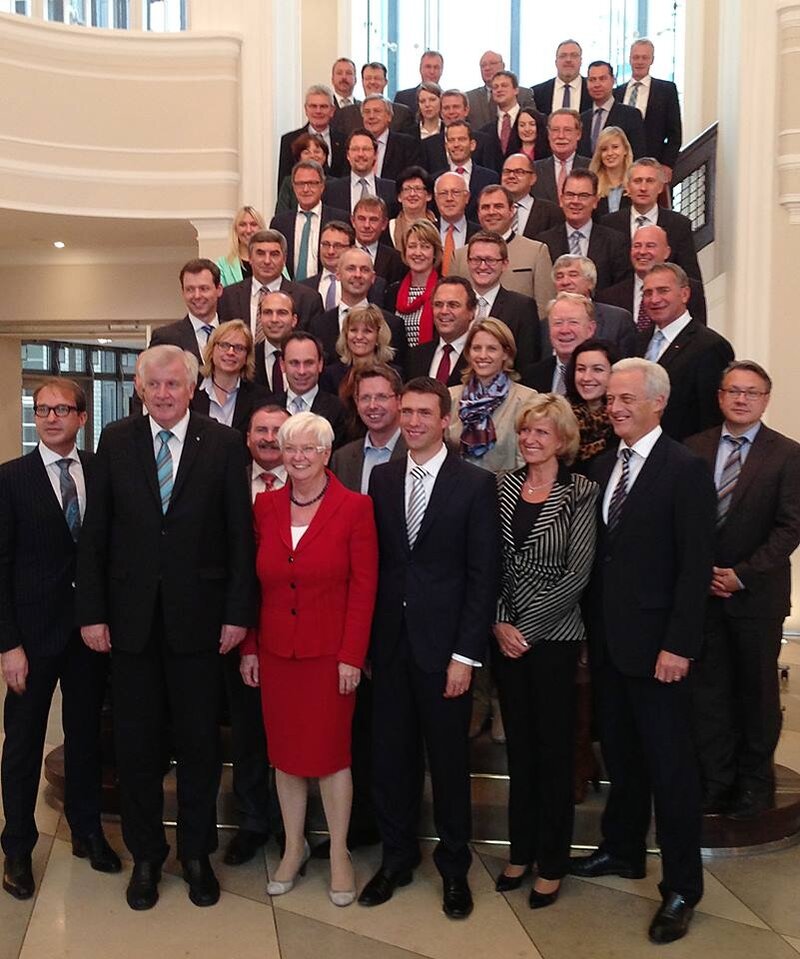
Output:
(433, 122), (498, 221)
(531, 39), (593, 118)
(269, 160), (348, 281)
(537, 169), (630, 291)
(532, 109), (590, 204)
(433, 172), (480, 265)
(686, 361), (800, 819)
(500, 154), (564, 239)
(1, 379), (120, 900)
(323, 129), (397, 215)
(299, 220), (387, 310)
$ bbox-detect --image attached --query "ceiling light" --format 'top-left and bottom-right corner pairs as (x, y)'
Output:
(53, 241), (65, 249)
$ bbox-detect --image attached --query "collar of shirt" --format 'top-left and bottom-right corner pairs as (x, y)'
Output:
(596, 96), (615, 113)
(478, 283), (501, 311)
(406, 442), (448, 484)
(149, 409), (190, 445)
(617, 423), (662, 462)
(200, 375), (240, 400)
(449, 160), (473, 177)
(497, 102), (521, 125)
(39, 441), (79, 467)
(253, 462), (287, 484)
(439, 331), (469, 356)
(296, 201), (322, 218)
(188, 313), (218, 332)
(286, 385), (319, 408)
(376, 130), (389, 147)
(722, 422), (761, 446)
(252, 279), (281, 298)
(365, 427), (401, 453)
(658, 310), (692, 346)
(630, 74), (651, 91)
(516, 194), (533, 212)
(361, 241), (379, 260)
(440, 215), (466, 238)
(351, 171), (375, 189)
(568, 217), (594, 240)
(308, 122), (331, 139)
(632, 203), (659, 227)
(339, 297), (368, 324)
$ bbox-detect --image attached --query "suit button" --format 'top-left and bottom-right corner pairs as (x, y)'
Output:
(290, 583), (296, 589)
(288, 556), (294, 563)
(291, 609), (296, 616)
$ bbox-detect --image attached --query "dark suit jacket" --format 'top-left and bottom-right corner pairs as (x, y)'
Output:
(253, 341), (286, 394)
(332, 101), (417, 138)
(423, 131), (489, 178)
(593, 302), (637, 358)
(377, 131), (425, 182)
(300, 271), (387, 308)
(218, 277), (324, 331)
(520, 355), (557, 392)
(685, 425), (800, 619)
(368, 451), (501, 671)
(269, 204), (350, 279)
(614, 77), (682, 168)
(601, 207), (702, 282)
(480, 108), (548, 173)
(585, 434), (716, 676)
(488, 286), (542, 368)
(428, 163), (499, 220)
(635, 320), (735, 441)
(532, 154), (591, 204)
(76, 412), (256, 653)
(330, 434), (408, 492)
(531, 76), (593, 116)
(579, 101), (647, 159)
(149, 315), (213, 363)
(373, 243), (409, 286)
(308, 305), (409, 370)
(190, 379), (273, 438)
(522, 197), (565, 238)
(404, 340), (468, 386)
(276, 125), (346, 189)
(323, 175), (397, 215)
(394, 86), (421, 112)
(597, 275), (707, 327)
(0, 448), (93, 656)
(537, 221), (631, 291)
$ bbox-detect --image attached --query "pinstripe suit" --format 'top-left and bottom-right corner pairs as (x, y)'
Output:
(494, 465), (598, 876)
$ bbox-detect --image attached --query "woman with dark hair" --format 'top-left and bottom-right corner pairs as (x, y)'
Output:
(517, 106), (540, 165)
(416, 81), (443, 139)
(389, 166), (436, 249)
(564, 337), (619, 468)
(385, 219), (443, 349)
(274, 133), (330, 214)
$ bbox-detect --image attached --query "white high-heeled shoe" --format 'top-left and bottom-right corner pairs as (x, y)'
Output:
(267, 840), (311, 896)
(328, 851), (356, 907)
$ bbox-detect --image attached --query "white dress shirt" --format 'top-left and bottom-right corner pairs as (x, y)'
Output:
(623, 74), (651, 117)
(565, 217), (593, 258)
(630, 203), (659, 237)
(591, 95), (616, 137)
(374, 130), (389, 177)
(286, 385), (319, 413)
(496, 102), (520, 139)
(188, 313), (219, 359)
(294, 201), (322, 278)
(148, 410), (190, 483)
(350, 171), (377, 211)
(319, 269), (340, 310)
(427, 332), (468, 379)
(251, 463), (287, 502)
(514, 194), (534, 235)
(449, 159), (473, 182)
(39, 442), (86, 520)
(602, 425), (663, 523)
(552, 77), (583, 113)
(475, 283), (501, 320)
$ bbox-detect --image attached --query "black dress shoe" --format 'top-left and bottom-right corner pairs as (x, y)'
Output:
(3, 856), (34, 900)
(442, 877), (473, 919)
(495, 865), (531, 892)
(126, 861), (161, 911)
(182, 856), (220, 907)
(223, 829), (269, 866)
(727, 788), (774, 820)
(529, 882), (560, 909)
(357, 866), (414, 906)
(569, 849), (646, 879)
(72, 832), (122, 873)
(702, 792), (731, 816)
(648, 892), (693, 944)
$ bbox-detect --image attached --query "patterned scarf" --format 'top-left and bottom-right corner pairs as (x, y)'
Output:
(394, 269), (439, 344)
(458, 372), (511, 458)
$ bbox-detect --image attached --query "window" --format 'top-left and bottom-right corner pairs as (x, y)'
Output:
(144, 0), (185, 32)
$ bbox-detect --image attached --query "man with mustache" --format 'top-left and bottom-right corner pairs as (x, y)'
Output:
(246, 405), (291, 498)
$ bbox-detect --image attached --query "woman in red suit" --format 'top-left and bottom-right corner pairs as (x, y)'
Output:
(240, 411), (378, 907)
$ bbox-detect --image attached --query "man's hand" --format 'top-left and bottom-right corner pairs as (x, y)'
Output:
(1, 646), (28, 694)
(338, 662), (361, 695)
(444, 660), (473, 698)
(492, 622), (530, 659)
(239, 654), (259, 687)
(710, 566), (743, 599)
(81, 624), (111, 653)
(219, 625), (247, 655)
(654, 650), (690, 684)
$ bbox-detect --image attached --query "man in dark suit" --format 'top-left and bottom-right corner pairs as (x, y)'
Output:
(433, 121), (498, 222)
(333, 62), (416, 138)
(308, 247), (408, 368)
(150, 258), (224, 364)
(358, 377), (500, 918)
(323, 129), (397, 215)
(537, 170), (631, 291)
(351, 196), (407, 285)
(276, 84), (345, 189)
(360, 96), (423, 181)
(571, 357), (717, 945)
(500, 154), (564, 240)
(521, 292), (594, 392)
(0, 379), (119, 901)
(686, 361), (800, 818)
(579, 61), (646, 159)
(394, 50), (444, 111)
(601, 159), (702, 282)
(531, 39), (593, 117)
(480, 71), (547, 173)
(423, 93), (489, 171)
(532, 109), (591, 203)
(299, 219), (387, 310)
(636, 263), (733, 441)
(252, 291), (297, 394)
(597, 224), (706, 327)
(405, 277), (474, 386)
(614, 40), (682, 179)
(218, 229), (324, 333)
(331, 57), (359, 112)
(550, 254), (637, 357)
(269, 160), (349, 280)
(77, 345), (256, 911)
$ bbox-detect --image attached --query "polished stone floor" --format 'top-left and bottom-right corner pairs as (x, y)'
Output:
(1, 639), (799, 959)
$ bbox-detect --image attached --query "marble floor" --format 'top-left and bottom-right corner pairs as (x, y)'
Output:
(1, 639), (799, 959)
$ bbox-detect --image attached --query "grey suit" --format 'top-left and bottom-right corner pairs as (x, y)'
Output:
(532, 155), (591, 204)
(330, 434), (407, 493)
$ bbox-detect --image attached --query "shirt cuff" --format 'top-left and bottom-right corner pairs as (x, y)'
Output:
(451, 653), (482, 668)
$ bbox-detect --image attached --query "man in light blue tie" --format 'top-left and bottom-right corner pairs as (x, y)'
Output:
(580, 61), (646, 159)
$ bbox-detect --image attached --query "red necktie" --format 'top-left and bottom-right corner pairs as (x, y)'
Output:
(435, 344), (454, 384)
(500, 113), (511, 154)
(456, 166), (465, 175)
(636, 296), (653, 332)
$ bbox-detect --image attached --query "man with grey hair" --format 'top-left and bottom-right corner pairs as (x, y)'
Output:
(571, 356), (716, 945)
(277, 83), (345, 187)
(359, 94), (423, 180)
(333, 62), (416, 137)
(521, 290), (595, 392)
(77, 344), (256, 911)
(394, 49), (444, 111)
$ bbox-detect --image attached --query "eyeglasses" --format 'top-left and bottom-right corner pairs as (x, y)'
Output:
(293, 180), (323, 190)
(562, 191), (594, 202)
(34, 404), (78, 418)
(467, 255), (504, 266)
(719, 388), (769, 400)
(320, 241), (349, 251)
(401, 185), (427, 194)
(357, 392), (395, 404)
(434, 189), (466, 199)
(215, 341), (248, 355)
(283, 445), (326, 456)
(502, 169), (531, 178)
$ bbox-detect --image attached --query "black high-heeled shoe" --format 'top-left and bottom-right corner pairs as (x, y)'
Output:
(529, 881), (561, 909)
(495, 864), (532, 892)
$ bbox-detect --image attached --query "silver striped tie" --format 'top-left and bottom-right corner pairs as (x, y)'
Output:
(406, 465), (427, 547)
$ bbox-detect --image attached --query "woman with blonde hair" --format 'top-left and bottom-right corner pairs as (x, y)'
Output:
(589, 126), (633, 217)
(386, 219), (443, 348)
(216, 207), (267, 286)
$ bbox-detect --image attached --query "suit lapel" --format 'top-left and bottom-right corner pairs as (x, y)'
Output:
(169, 414), (204, 508)
(610, 435), (669, 535)
(414, 452), (459, 549)
(292, 472), (345, 554)
(727, 425), (774, 513)
(29, 450), (74, 540)
(658, 321), (696, 369)
(135, 416), (163, 512)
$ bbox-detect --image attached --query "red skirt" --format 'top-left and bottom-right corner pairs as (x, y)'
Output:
(259, 650), (355, 777)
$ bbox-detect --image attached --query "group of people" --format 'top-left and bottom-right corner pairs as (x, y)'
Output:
(2, 35), (800, 953)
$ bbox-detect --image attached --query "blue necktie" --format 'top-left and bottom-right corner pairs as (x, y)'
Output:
(56, 458), (81, 541)
(607, 448), (633, 532)
(156, 430), (174, 514)
(717, 437), (746, 527)
(295, 211), (313, 281)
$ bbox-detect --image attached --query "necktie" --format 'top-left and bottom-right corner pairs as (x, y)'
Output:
(290, 395), (306, 414)
(553, 361), (567, 395)
(717, 437), (746, 526)
(254, 287), (267, 344)
(512, 202), (522, 233)
(269, 350), (283, 393)
(569, 230), (584, 255)
(406, 464), (427, 547)
(295, 211), (313, 282)
(477, 296), (489, 320)
(500, 112), (511, 154)
(557, 159), (568, 196)
(435, 344), (454, 384)
(636, 295), (652, 332)
(629, 81), (642, 111)
(324, 274), (337, 310)
(442, 224), (455, 274)
(56, 458), (81, 541)
(645, 329), (666, 362)
(200, 324), (214, 343)
(358, 177), (369, 201)
(340, 97), (351, 107)
(607, 447), (633, 532)
(455, 166), (466, 175)
(635, 214), (648, 230)
(591, 108), (604, 152)
(155, 430), (174, 515)
(562, 83), (571, 109)
(260, 471), (277, 492)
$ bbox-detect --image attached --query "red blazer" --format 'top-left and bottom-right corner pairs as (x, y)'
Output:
(242, 471), (378, 668)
